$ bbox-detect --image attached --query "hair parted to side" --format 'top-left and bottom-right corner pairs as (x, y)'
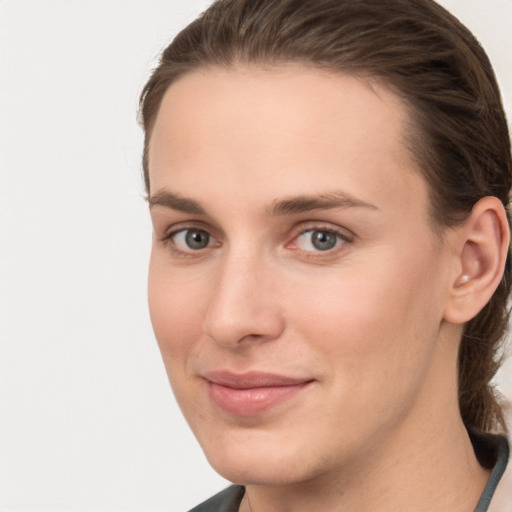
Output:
(140, 0), (512, 432)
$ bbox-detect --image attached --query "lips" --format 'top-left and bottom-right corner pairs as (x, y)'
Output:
(204, 371), (313, 416)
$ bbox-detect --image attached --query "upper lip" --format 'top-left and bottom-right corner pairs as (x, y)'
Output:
(204, 371), (313, 389)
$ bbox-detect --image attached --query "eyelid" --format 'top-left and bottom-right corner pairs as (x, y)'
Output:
(159, 220), (217, 240)
(292, 221), (354, 241)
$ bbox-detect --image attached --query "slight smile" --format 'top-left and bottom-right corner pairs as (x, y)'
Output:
(204, 371), (315, 416)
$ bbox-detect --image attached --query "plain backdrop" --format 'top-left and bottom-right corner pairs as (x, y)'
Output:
(1, 1), (511, 511)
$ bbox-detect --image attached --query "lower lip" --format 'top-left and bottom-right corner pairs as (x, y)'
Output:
(208, 381), (311, 416)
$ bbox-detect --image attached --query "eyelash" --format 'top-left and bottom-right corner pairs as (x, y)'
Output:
(159, 223), (352, 258)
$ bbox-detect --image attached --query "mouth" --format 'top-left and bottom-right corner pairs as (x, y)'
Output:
(203, 371), (314, 416)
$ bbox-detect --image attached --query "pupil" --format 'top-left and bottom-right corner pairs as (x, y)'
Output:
(312, 230), (336, 251)
(186, 230), (209, 249)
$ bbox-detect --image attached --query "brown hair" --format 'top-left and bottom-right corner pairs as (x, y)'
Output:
(140, 0), (512, 432)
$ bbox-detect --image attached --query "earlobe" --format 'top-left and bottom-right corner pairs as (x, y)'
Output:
(443, 196), (510, 325)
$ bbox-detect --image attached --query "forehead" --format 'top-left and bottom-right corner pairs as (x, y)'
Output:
(148, 64), (429, 220)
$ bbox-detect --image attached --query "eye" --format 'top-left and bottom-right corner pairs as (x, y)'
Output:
(171, 228), (215, 251)
(294, 229), (345, 252)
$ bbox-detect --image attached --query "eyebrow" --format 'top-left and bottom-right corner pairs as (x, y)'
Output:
(267, 192), (378, 216)
(148, 191), (206, 214)
(147, 190), (378, 216)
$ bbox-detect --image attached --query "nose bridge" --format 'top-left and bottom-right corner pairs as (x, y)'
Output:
(204, 246), (283, 347)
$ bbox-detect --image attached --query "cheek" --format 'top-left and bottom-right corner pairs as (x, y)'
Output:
(290, 249), (444, 387)
(147, 254), (210, 368)
(147, 258), (217, 430)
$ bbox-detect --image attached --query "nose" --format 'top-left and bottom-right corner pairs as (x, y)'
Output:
(203, 253), (285, 348)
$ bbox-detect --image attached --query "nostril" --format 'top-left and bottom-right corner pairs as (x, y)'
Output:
(204, 303), (285, 349)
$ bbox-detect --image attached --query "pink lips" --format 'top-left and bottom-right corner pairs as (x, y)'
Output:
(204, 371), (313, 416)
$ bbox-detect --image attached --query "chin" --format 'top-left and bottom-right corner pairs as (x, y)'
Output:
(198, 428), (321, 486)
(210, 455), (311, 486)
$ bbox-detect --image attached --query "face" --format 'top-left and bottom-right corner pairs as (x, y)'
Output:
(147, 66), (459, 486)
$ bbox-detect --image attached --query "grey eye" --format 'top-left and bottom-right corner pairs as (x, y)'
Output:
(311, 230), (338, 251)
(296, 229), (343, 251)
(173, 229), (212, 250)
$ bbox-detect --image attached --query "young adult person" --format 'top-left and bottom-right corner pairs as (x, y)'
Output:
(139, 0), (511, 510)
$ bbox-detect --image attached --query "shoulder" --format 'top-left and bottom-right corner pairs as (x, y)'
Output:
(188, 485), (245, 512)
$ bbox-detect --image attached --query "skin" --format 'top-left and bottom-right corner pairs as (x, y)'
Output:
(147, 65), (495, 511)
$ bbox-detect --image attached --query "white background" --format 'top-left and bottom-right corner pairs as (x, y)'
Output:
(1, 1), (511, 511)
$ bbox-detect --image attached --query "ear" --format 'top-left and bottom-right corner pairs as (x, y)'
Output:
(443, 196), (510, 324)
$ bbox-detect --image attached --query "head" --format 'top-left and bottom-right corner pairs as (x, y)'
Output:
(140, 0), (511, 484)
